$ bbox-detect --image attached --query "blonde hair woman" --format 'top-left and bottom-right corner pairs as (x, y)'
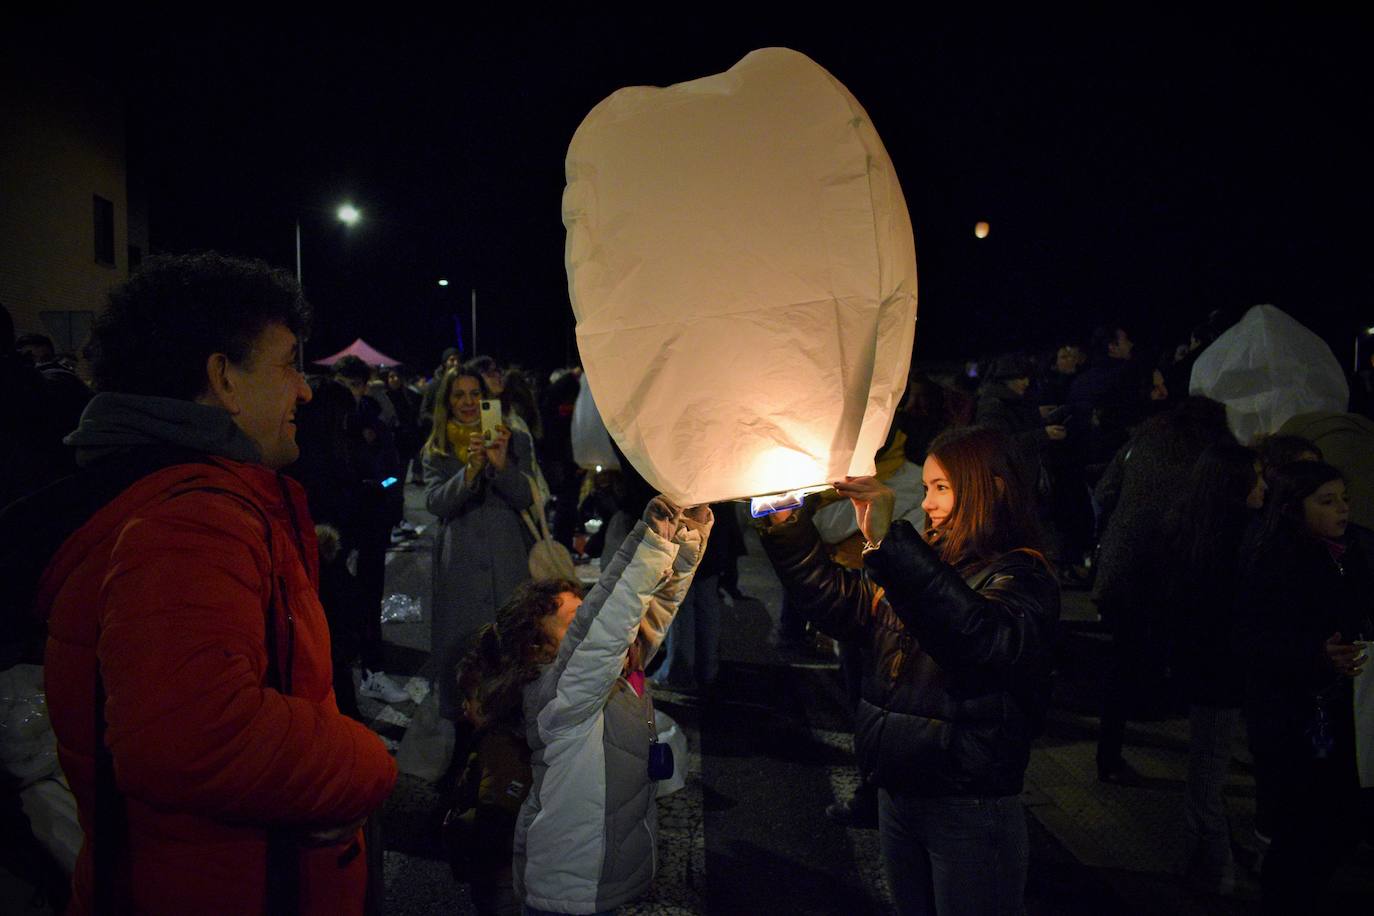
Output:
(424, 368), (535, 724)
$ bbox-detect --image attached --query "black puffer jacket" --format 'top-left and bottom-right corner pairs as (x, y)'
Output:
(1237, 525), (1374, 774)
(761, 516), (1059, 798)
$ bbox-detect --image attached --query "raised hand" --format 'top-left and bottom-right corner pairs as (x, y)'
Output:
(466, 433), (488, 475)
(1325, 632), (1367, 678)
(831, 476), (896, 546)
(485, 426), (512, 472)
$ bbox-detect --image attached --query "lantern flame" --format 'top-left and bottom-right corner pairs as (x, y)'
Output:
(974, 221), (990, 239)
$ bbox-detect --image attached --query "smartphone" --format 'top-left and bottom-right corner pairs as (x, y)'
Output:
(480, 399), (502, 443)
(380, 476), (398, 489)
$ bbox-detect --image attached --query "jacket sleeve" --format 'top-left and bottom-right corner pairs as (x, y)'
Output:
(638, 505), (713, 664)
(536, 503), (681, 737)
(1094, 442), (1128, 518)
(424, 450), (478, 519)
(757, 510), (877, 643)
(99, 497), (396, 828)
(862, 520), (1058, 675)
(1234, 556), (1338, 692)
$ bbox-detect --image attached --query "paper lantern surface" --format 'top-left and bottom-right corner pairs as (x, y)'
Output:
(1189, 304), (1349, 445)
(564, 47), (917, 505)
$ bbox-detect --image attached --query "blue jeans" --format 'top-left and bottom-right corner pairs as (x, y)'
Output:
(1183, 705), (1239, 888)
(878, 790), (1028, 916)
(651, 573), (720, 688)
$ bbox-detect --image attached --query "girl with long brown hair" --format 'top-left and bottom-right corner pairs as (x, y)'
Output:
(761, 426), (1059, 916)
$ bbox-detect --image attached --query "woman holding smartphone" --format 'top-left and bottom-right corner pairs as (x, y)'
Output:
(760, 426), (1059, 916)
(424, 366), (534, 725)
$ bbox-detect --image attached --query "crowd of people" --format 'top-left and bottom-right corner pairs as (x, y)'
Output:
(2, 252), (1372, 915)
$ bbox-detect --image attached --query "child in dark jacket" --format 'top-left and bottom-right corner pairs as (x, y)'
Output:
(1236, 462), (1372, 915)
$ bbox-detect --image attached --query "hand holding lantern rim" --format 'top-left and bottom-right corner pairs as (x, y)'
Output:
(832, 476), (896, 547)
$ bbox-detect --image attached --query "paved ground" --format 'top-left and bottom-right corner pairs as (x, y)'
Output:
(368, 485), (1373, 914)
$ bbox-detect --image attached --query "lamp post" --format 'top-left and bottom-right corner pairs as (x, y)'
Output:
(1357, 325), (1374, 374)
(295, 202), (362, 286)
(436, 279), (471, 356)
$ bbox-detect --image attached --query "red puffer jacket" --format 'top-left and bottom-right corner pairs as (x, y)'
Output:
(39, 459), (398, 915)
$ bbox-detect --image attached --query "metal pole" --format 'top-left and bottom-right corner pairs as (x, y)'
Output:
(471, 289), (477, 356)
(295, 220), (302, 286)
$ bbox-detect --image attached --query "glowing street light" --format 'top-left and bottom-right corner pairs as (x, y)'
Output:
(1356, 325), (1374, 372)
(295, 201), (363, 285)
(437, 278), (450, 287)
(974, 221), (990, 239)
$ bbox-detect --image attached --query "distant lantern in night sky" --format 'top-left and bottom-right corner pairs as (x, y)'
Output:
(437, 278), (449, 287)
(974, 221), (990, 239)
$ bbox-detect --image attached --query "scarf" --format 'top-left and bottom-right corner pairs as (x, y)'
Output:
(445, 419), (481, 466)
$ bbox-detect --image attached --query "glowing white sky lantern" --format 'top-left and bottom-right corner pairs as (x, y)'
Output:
(1190, 304), (1349, 445)
(564, 47), (918, 506)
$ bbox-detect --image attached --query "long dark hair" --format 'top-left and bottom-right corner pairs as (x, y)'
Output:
(1254, 433), (1321, 488)
(458, 577), (584, 727)
(1252, 461), (1345, 561)
(501, 368), (542, 440)
(924, 426), (1046, 572)
(1133, 396), (1235, 466)
(1168, 444), (1258, 576)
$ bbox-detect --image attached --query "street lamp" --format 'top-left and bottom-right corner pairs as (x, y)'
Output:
(295, 202), (363, 286)
(1356, 325), (1374, 373)
(437, 278), (449, 287)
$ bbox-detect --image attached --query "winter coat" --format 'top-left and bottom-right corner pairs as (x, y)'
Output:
(424, 431), (536, 716)
(1066, 358), (1136, 468)
(39, 457), (397, 915)
(514, 504), (711, 914)
(1237, 526), (1374, 780)
(447, 720), (531, 886)
(1092, 417), (1233, 618)
(1164, 510), (1258, 708)
(975, 383), (1049, 494)
(761, 516), (1059, 798)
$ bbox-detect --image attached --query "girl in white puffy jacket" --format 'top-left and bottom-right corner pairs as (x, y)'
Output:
(513, 497), (711, 916)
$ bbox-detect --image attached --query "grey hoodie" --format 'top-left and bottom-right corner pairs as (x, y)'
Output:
(65, 393), (261, 467)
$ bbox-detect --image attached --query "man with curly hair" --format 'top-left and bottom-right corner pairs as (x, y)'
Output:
(25, 253), (397, 915)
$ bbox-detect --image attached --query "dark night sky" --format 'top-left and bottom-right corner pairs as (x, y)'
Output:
(61, 13), (1371, 373)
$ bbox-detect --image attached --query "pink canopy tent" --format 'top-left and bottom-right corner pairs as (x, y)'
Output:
(313, 338), (404, 368)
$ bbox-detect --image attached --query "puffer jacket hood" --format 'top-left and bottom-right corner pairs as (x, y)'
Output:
(65, 392), (261, 466)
